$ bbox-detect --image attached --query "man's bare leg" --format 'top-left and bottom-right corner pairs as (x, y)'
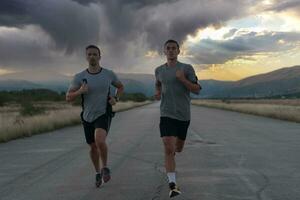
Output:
(95, 128), (108, 167)
(89, 143), (100, 172)
(162, 136), (176, 172)
(95, 128), (111, 183)
(163, 136), (181, 197)
(175, 138), (185, 153)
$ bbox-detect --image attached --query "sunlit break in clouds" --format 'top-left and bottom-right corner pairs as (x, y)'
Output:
(0, 0), (299, 80)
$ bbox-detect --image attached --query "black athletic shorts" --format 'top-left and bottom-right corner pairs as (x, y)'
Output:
(81, 113), (112, 144)
(159, 117), (190, 140)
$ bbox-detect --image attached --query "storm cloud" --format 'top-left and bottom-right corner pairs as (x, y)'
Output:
(0, 0), (299, 73)
(189, 30), (300, 64)
(266, 0), (300, 12)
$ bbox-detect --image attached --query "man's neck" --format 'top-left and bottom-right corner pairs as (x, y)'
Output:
(88, 64), (101, 73)
(166, 59), (177, 67)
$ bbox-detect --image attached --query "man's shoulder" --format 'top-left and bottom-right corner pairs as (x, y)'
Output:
(73, 69), (87, 78)
(101, 67), (116, 76)
(178, 61), (192, 68)
(178, 62), (195, 73)
(155, 64), (166, 73)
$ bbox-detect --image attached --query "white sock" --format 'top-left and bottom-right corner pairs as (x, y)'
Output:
(167, 172), (176, 184)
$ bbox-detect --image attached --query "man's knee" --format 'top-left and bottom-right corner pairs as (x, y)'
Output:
(164, 144), (175, 156)
(95, 139), (106, 148)
(95, 128), (107, 147)
(175, 138), (185, 153)
(162, 137), (176, 156)
(90, 143), (98, 153)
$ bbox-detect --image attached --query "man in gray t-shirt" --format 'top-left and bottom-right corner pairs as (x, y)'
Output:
(155, 39), (201, 198)
(66, 45), (124, 188)
(70, 67), (120, 123)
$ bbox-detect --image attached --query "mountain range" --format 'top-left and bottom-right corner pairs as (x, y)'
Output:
(0, 65), (299, 98)
(200, 65), (300, 98)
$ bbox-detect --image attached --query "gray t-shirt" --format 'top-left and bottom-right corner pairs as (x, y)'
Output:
(68, 68), (120, 123)
(155, 61), (198, 121)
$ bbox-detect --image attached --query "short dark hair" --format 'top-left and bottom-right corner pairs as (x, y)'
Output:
(164, 39), (180, 48)
(86, 45), (101, 56)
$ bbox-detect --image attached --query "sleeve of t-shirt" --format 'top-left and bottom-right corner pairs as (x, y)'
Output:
(67, 74), (81, 92)
(186, 65), (198, 84)
(110, 70), (121, 85)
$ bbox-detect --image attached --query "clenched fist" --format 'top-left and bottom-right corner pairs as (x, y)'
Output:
(108, 96), (117, 105)
(78, 82), (88, 94)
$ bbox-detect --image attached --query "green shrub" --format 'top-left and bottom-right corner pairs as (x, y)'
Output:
(0, 98), (4, 107)
(20, 101), (46, 116)
(0, 89), (65, 104)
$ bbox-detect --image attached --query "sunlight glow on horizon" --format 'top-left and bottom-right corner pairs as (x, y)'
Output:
(1, 1), (299, 81)
(0, 68), (15, 76)
(184, 11), (300, 81)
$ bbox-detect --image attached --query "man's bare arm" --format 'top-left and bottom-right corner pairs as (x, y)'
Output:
(176, 70), (201, 95)
(66, 83), (88, 102)
(181, 79), (201, 94)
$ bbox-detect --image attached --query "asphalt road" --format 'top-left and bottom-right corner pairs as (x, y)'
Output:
(0, 103), (299, 200)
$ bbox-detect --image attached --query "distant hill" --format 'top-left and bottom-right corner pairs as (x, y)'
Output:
(117, 73), (155, 96)
(197, 79), (234, 98)
(0, 70), (154, 95)
(1, 65), (300, 98)
(0, 79), (70, 92)
(0, 80), (42, 91)
(197, 65), (300, 98)
(0, 70), (71, 92)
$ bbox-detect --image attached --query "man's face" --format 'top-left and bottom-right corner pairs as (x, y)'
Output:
(86, 48), (101, 66)
(164, 42), (180, 60)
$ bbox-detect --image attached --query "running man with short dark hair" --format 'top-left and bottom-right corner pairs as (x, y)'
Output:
(66, 45), (124, 187)
(155, 39), (201, 198)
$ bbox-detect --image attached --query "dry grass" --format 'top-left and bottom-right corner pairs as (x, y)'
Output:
(113, 100), (152, 112)
(218, 99), (300, 106)
(0, 101), (152, 143)
(192, 99), (300, 123)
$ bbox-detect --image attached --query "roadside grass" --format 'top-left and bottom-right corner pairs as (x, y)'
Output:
(0, 101), (152, 143)
(192, 99), (300, 123)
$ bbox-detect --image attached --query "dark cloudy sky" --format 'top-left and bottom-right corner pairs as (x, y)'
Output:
(0, 0), (300, 80)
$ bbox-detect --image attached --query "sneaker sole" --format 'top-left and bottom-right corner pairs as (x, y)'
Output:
(169, 190), (181, 198)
